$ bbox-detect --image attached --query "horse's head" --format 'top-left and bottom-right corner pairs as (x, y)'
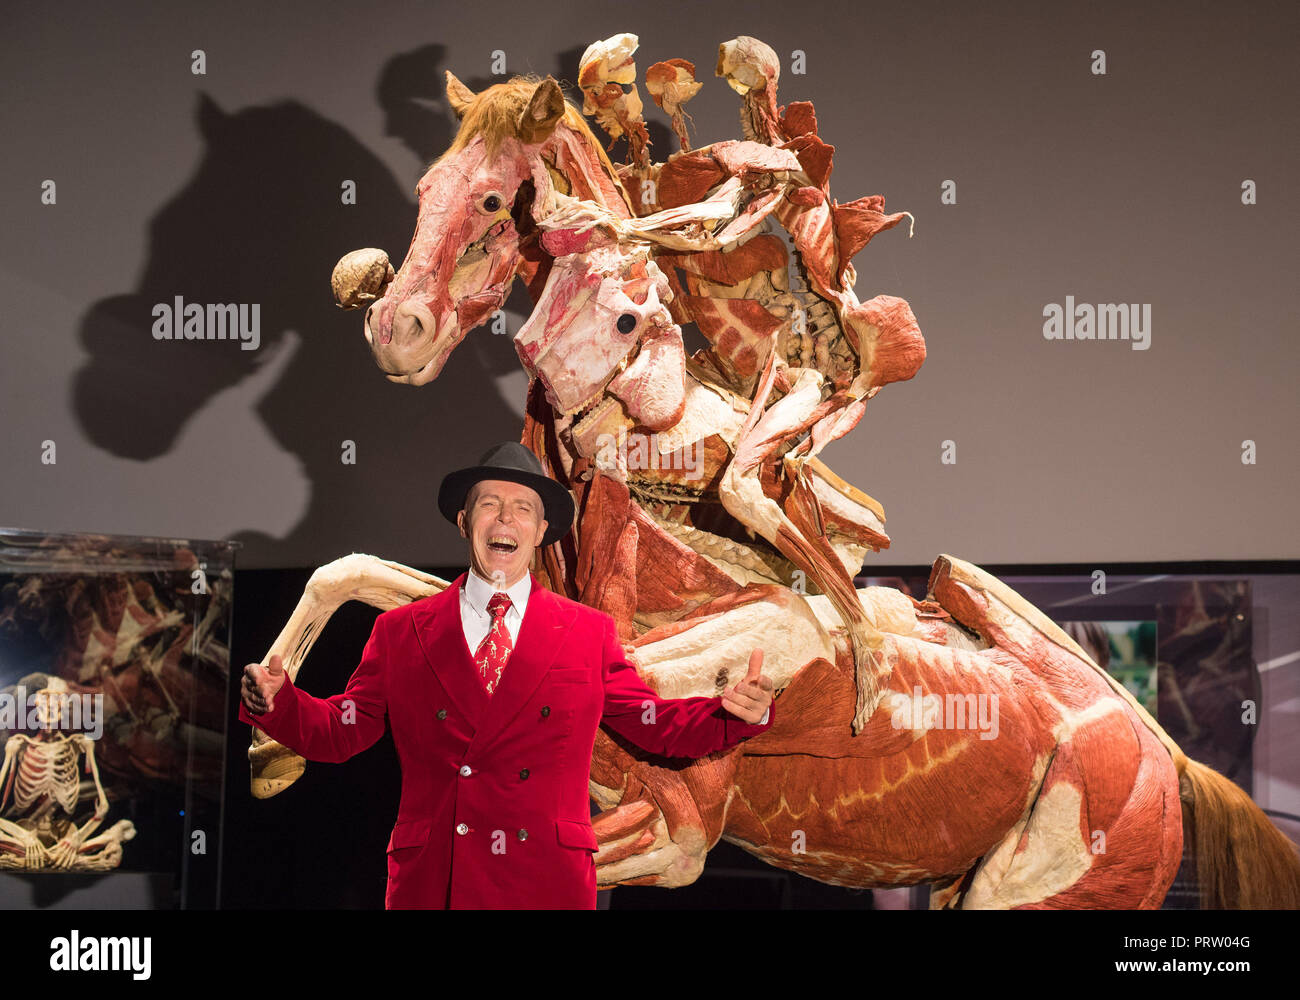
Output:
(353, 72), (629, 386)
(514, 232), (686, 460)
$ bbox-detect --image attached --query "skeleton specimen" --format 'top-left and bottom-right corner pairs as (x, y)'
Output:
(0, 677), (136, 870)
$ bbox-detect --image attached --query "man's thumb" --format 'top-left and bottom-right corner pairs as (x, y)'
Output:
(266, 654), (284, 675)
(745, 648), (763, 683)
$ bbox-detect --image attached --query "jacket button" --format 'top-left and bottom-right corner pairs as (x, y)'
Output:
(540, 706), (550, 717)
(456, 823), (469, 835)
(437, 709), (447, 720)
(516, 828), (528, 841)
(459, 765), (472, 777)
(519, 768), (529, 780)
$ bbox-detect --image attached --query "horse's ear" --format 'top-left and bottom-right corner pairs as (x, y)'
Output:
(445, 71), (476, 118)
(518, 77), (566, 144)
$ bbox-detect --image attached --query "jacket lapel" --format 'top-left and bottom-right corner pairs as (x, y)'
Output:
(468, 571), (578, 757)
(411, 572), (489, 729)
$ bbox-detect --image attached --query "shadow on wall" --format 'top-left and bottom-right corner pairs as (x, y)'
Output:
(69, 45), (534, 568)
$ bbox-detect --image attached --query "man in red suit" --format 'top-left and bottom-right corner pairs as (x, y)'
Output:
(239, 442), (775, 909)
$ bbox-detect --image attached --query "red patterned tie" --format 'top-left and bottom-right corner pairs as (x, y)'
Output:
(474, 592), (514, 695)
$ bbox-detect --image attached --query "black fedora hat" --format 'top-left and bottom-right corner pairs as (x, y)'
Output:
(438, 442), (574, 548)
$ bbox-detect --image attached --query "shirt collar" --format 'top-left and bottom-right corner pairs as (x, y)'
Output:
(464, 566), (532, 618)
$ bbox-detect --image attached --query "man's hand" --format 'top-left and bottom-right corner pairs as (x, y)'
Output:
(721, 649), (774, 724)
(241, 654), (286, 716)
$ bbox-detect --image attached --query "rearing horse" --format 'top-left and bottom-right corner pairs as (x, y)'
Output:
(252, 54), (1300, 907)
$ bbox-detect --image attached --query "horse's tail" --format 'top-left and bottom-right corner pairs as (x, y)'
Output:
(1179, 756), (1300, 909)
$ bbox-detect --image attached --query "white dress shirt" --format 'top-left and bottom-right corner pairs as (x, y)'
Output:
(461, 566), (532, 654)
(459, 564), (768, 723)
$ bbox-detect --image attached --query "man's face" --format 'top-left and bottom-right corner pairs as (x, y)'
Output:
(457, 479), (548, 588)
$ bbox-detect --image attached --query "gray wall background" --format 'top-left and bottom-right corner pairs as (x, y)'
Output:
(2, 0), (1296, 570)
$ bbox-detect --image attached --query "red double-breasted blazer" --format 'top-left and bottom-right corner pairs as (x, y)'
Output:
(239, 570), (774, 909)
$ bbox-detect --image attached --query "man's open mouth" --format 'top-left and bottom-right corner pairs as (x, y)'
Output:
(487, 536), (518, 553)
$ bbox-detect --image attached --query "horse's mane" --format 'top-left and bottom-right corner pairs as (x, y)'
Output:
(435, 74), (621, 184)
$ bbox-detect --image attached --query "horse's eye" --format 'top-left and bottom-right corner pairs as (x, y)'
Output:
(616, 313), (637, 334)
(481, 193), (503, 213)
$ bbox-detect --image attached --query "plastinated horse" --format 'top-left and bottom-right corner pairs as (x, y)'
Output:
(250, 36), (1300, 907)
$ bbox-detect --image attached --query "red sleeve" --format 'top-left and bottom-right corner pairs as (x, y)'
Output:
(237, 612), (391, 764)
(598, 614), (774, 758)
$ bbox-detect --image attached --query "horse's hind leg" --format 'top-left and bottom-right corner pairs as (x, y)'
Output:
(959, 710), (1182, 910)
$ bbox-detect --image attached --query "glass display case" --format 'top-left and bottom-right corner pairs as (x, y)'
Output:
(0, 528), (236, 909)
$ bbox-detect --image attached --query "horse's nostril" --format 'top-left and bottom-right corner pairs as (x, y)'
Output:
(394, 309), (422, 339)
(390, 301), (436, 348)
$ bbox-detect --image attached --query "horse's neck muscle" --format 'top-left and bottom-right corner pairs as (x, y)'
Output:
(545, 124), (633, 219)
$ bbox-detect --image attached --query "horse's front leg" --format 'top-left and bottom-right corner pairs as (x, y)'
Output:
(591, 727), (743, 889)
(588, 582), (844, 888)
(719, 351), (887, 731)
(247, 554), (448, 798)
